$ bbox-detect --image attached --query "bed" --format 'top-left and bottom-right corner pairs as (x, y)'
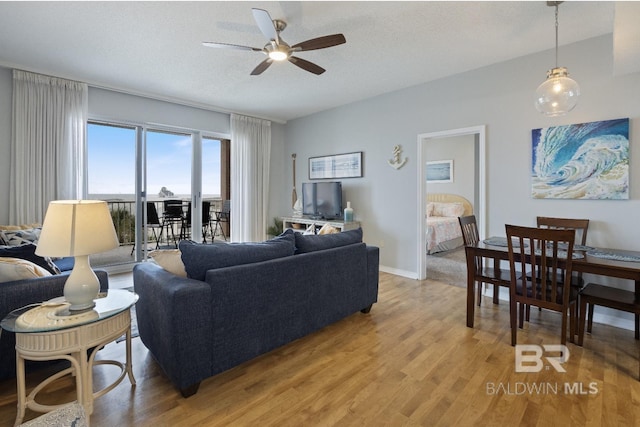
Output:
(426, 193), (473, 254)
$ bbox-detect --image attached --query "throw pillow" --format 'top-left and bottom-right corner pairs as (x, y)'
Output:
(148, 249), (187, 277)
(0, 227), (42, 246)
(0, 244), (61, 275)
(0, 257), (52, 283)
(317, 223), (339, 235)
(179, 229), (296, 281)
(294, 227), (363, 254)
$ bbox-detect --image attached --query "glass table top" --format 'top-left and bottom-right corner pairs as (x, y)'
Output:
(1, 289), (138, 333)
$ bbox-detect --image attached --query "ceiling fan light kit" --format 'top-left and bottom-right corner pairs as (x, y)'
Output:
(203, 8), (346, 76)
(534, 1), (580, 117)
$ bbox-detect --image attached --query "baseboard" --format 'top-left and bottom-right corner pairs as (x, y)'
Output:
(491, 287), (636, 332)
(379, 265), (418, 279)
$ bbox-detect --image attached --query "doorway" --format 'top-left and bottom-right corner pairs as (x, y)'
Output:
(416, 125), (486, 280)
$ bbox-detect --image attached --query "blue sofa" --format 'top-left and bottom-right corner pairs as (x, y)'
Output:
(0, 269), (109, 381)
(133, 229), (379, 397)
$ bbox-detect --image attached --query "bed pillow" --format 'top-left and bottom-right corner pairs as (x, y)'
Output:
(179, 229), (296, 280)
(431, 202), (465, 217)
(0, 257), (52, 283)
(294, 228), (363, 254)
(0, 244), (61, 275)
(426, 202), (434, 217)
(148, 249), (187, 277)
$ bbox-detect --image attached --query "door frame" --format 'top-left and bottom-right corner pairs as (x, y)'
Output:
(416, 125), (486, 280)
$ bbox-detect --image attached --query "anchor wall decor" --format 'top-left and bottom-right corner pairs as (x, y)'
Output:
(388, 145), (408, 169)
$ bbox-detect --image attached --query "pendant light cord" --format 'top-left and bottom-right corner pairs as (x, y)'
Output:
(554, 4), (559, 68)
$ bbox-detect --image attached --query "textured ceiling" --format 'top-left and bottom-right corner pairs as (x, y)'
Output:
(0, 1), (633, 123)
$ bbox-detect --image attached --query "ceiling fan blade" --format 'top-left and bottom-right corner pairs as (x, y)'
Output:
(291, 34), (346, 51)
(251, 58), (274, 75)
(288, 56), (325, 75)
(202, 42), (262, 52)
(252, 8), (278, 42)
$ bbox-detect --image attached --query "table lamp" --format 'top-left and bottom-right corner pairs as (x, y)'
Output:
(36, 200), (119, 311)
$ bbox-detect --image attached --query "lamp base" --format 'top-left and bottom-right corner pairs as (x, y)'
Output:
(64, 255), (100, 312)
(68, 301), (96, 312)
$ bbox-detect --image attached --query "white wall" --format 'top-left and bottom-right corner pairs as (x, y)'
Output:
(88, 88), (231, 135)
(279, 35), (640, 279)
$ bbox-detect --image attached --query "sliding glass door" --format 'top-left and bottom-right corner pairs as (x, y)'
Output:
(86, 123), (137, 268)
(86, 121), (224, 268)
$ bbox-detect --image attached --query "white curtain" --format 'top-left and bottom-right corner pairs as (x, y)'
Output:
(10, 70), (88, 224)
(230, 113), (271, 242)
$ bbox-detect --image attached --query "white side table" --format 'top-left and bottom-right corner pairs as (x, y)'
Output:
(1, 289), (138, 426)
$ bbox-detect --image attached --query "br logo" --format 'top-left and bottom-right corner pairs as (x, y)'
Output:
(515, 344), (570, 373)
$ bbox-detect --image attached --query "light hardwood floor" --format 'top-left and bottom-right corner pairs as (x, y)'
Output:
(1, 272), (638, 426)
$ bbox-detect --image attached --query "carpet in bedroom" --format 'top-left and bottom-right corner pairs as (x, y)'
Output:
(426, 247), (467, 288)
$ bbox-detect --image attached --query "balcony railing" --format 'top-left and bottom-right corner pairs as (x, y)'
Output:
(90, 198), (222, 268)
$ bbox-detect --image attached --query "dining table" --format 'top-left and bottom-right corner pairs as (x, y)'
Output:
(465, 237), (640, 329)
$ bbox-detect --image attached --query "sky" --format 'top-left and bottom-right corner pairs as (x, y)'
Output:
(87, 123), (221, 199)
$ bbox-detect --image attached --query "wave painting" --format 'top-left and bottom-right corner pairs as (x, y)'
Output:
(531, 118), (629, 199)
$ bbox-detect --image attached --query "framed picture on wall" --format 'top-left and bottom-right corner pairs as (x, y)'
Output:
(531, 118), (629, 199)
(426, 160), (453, 183)
(309, 151), (363, 179)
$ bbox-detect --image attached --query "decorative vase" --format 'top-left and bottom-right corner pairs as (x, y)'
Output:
(344, 201), (354, 222)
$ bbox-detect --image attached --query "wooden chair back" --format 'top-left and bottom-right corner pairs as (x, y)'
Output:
(459, 215), (510, 307)
(505, 224), (577, 345)
(536, 216), (589, 246)
(458, 215), (480, 246)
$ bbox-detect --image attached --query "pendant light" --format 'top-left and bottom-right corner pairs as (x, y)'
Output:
(534, 1), (580, 116)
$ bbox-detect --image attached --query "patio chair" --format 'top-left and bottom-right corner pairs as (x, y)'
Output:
(211, 199), (230, 241)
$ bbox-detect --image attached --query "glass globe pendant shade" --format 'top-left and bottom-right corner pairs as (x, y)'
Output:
(534, 66), (581, 116)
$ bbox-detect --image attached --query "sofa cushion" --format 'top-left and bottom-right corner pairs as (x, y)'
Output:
(294, 228), (363, 254)
(0, 257), (52, 283)
(179, 230), (296, 280)
(0, 244), (61, 275)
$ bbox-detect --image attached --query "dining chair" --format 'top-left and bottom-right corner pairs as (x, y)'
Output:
(211, 199), (230, 241)
(506, 224), (578, 346)
(537, 216), (590, 287)
(525, 217), (590, 321)
(578, 283), (640, 342)
(459, 215), (511, 306)
(577, 282), (640, 380)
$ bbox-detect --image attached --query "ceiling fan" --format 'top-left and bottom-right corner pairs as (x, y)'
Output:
(202, 8), (346, 76)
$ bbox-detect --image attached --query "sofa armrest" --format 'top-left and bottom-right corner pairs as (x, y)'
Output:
(0, 270), (109, 381)
(0, 270), (109, 320)
(133, 262), (212, 391)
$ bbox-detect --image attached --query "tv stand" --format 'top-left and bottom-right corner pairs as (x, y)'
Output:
(281, 216), (360, 234)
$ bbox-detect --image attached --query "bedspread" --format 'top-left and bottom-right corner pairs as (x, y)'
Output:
(426, 216), (463, 253)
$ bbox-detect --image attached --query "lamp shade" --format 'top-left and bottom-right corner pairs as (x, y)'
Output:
(36, 200), (119, 257)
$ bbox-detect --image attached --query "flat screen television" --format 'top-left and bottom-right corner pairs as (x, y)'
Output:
(302, 181), (343, 219)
